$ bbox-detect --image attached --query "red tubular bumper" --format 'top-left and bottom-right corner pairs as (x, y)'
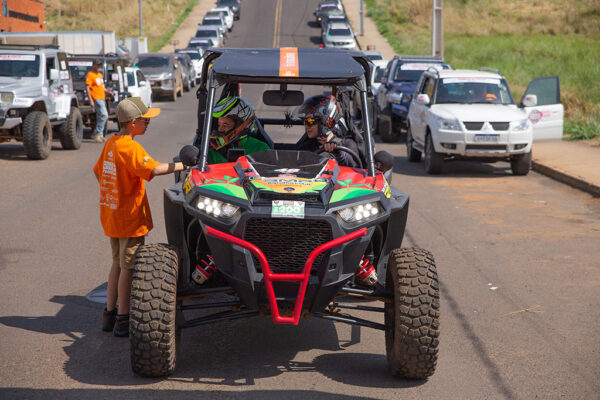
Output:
(205, 226), (367, 325)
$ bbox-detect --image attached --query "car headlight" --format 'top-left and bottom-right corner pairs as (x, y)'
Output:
(338, 201), (380, 223)
(1, 92), (14, 103)
(196, 195), (239, 218)
(160, 72), (173, 80)
(439, 118), (461, 131)
(512, 119), (530, 132)
(387, 91), (402, 105)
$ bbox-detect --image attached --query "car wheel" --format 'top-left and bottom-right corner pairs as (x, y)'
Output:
(385, 247), (439, 379)
(510, 151), (532, 175)
(424, 133), (443, 174)
(379, 112), (400, 143)
(23, 111), (52, 160)
(184, 79), (191, 92)
(130, 243), (180, 377)
(406, 125), (422, 162)
(58, 107), (83, 150)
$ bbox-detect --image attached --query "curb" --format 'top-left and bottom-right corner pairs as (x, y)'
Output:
(532, 161), (600, 198)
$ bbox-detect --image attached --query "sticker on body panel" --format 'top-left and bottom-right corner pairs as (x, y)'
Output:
(272, 200), (305, 219)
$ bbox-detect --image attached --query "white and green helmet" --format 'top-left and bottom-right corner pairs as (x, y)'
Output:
(210, 96), (257, 150)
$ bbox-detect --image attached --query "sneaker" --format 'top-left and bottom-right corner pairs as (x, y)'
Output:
(113, 314), (129, 337)
(102, 308), (116, 332)
(91, 133), (105, 143)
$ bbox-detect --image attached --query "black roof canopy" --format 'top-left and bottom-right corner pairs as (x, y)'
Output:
(205, 47), (369, 85)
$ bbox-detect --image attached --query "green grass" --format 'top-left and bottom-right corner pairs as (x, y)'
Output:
(150, 0), (198, 52)
(364, 0), (600, 140)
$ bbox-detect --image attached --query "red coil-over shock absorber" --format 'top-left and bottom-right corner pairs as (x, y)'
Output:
(356, 255), (378, 287)
(192, 254), (217, 285)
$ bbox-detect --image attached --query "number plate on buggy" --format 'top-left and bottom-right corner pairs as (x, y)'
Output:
(271, 200), (305, 219)
(474, 134), (499, 142)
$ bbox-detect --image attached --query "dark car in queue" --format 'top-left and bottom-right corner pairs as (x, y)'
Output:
(134, 53), (184, 102)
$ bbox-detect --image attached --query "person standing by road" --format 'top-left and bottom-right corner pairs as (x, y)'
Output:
(86, 59), (113, 143)
(93, 97), (184, 337)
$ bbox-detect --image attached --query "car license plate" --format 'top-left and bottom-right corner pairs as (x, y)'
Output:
(272, 200), (305, 219)
(474, 134), (499, 142)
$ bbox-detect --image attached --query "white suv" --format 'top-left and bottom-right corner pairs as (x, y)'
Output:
(406, 68), (563, 175)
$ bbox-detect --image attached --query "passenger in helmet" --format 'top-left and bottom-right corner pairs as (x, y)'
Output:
(297, 94), (360, 168)
(208, 96), (270, 164)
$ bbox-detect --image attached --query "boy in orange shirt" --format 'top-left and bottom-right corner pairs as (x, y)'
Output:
(93, 97), (184, 337)
(86, 59), (113, 143)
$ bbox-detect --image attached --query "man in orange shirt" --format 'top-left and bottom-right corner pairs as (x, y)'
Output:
(86, 59), (113, 143)
(93, 97), (184, 337)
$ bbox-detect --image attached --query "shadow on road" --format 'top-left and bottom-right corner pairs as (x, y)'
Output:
(0, 290), (425, 390)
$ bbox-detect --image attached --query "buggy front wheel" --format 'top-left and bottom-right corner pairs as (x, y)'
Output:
(385, 247), (440, 379)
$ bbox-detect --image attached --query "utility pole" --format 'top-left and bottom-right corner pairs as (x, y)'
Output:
(431, 0), (443, 57)
(359, 0), (364, 36)
(139, 0), (143, 37)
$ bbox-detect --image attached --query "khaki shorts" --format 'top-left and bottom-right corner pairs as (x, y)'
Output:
(110, 236), (145, 270)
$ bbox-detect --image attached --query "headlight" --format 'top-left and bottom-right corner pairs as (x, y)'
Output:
(439, 118), (461, 131)
(1, 92), (14, 103)
(337, 201), (380, 223)
(160, 72), (173, 80)
(196, 195), (239, 218)
(512, 119), (530, 132)
(387, 91), (403, 105)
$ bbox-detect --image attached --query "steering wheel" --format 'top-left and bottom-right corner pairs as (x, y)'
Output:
(316, 145), (363, 169)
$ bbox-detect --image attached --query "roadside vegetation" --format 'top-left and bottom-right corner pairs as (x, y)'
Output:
(44, 0), (198, 52)
(364, 0), (600, 140)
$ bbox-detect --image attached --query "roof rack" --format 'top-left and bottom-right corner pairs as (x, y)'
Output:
(425, 65), (443, 77)
(478, 66), (501, 75)
(0, 44), (59, 50)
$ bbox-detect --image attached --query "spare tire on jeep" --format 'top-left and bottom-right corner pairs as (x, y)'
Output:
(23, 111), (52, 160)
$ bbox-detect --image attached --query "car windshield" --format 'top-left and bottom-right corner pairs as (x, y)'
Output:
(68, 60), (93, 81)
(328, 28), (351, 36)
(320, 5), (338, 12)
(178, 51), (200, 60)
(0, 54), (40, 77)
(218, 0), (237, 6)
(436, 78), (514, 105)
(126, 71), (135, 86)
(393, 63), (445, 82)
(203, 19), (221, 25)
(374, 67), (385, 83)
(196, 30), (217, 38)
(367, 54), (383, 61)
(136, 57), (170, 68)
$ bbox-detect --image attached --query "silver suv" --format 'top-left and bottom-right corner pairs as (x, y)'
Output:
(0, 44), (82, 159)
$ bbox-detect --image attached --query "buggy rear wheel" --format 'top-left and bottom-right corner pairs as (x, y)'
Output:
(130, 243), (180, 377)
(385, 247), (439, 379)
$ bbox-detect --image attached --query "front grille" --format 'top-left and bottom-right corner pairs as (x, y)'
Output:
(466, 144), (507, 151)
(464, 122), (484, 130)
(490, 122), (510, 131)
(244, 218), (332, 274)
(257, 191), (321, 203)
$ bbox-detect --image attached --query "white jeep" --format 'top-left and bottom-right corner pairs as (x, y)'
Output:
(406, 67), (563, 175)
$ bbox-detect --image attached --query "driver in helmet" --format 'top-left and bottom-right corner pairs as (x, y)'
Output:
(296, 94), (360, 168)
(208, 96), (270, 164)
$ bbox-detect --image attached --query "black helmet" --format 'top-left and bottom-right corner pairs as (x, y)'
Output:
(299, 94), (341, 130)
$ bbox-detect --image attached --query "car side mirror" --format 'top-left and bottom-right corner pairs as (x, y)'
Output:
(49, 69), (59, 80)
(139, 80), (148, 86)
(521, 94), (537, 107)
(179, 145), (200, 167)
(416, 94), (430, 105)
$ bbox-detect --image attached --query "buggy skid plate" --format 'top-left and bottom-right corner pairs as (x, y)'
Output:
(205, 226), (367, 325)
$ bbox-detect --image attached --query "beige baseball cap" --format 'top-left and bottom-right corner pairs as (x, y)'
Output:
(117, 97), (161, 123)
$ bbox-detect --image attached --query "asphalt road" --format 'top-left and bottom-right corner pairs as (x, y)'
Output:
(1, 0), (599, 399)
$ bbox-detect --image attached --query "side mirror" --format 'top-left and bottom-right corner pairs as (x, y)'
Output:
(263, 90), (304, 106)
(374, 150), (394, 173)
(49, 69), (59, 80)
(179, 145), (200, 167)
(139, 80), (148, 87)
(522, 94), (537, 107)
(416, 94), (430, 105)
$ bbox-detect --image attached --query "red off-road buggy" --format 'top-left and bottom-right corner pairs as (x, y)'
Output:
(129, 48), (439, 380)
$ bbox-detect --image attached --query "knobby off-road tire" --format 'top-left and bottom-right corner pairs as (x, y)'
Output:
(130, 243), (179, 377)
(58, 107), (83, 150)
(424, 134), (444, 174)
(510, 151), (532, 176)
(385, 247), (440, 379)
(23, 111), (52, 160)
(406, 125), (422, 162)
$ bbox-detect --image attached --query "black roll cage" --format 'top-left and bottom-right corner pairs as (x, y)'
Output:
(195, 48), (377, 176)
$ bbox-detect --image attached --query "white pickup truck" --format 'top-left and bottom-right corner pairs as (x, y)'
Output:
(406, 67), (563, 175)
